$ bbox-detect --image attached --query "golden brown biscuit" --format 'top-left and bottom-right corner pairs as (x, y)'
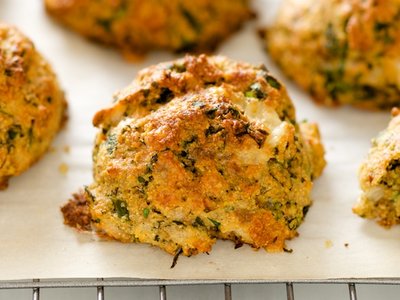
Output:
(354, 108), (400, 226)
(45, 0), (253, 57)
(63, 55), (325, 256)
(0, 23), (67, 189)
(264, 0), (400, 109)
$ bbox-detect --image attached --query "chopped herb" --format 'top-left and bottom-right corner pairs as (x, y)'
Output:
(170, 247), (183, 268)
(97, 18), (113, 32)
(177, 151), (197, 174)
(245, 82), (266, 99)
(205, 125), (223, 137)
(205, 108), (218, 119)
(143, 208), (150, 218)
(226, 107), (241, 119)
(193, 216), (205, 227)
(234, 242), (243, 249)
(182, 136), (198, 148)
(374, 22), (394, 44)
(7, 125), (22, 141)
(208, 218), (221, 230)
(138, 176), (146, 184)
(180, 6), (202, 33)
(168, 63), (186, 73)
(105, 133), (117, 154)
(28, 120), (35, 146)
(93, 218), (101, 223)
(265, 76), (281, 90)
(4, 69), (12, 77)
(325, 22), (340, 54)
(302, 205), (310, 216)
(113, 199), (129, 218)
(150, 153), (158, 164)
(173, 220), (184, 225)
(155, 87), (174, 104)
(356, 85), (377, 99)
(142, 89), (150, 98)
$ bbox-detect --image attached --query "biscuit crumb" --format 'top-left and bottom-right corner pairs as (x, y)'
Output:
(61, 191), (91, 231)
(344, 243), (349, 248)
(58, 162), (69, 175)
(325, 240), (333, 248)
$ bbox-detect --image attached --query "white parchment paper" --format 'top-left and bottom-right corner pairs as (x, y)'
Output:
(0, 0), (399, 281)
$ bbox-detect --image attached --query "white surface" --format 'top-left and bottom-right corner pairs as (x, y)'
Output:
(0, 0), (399, 285)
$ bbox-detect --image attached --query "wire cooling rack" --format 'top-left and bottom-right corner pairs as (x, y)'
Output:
(3, 278), (400, 300)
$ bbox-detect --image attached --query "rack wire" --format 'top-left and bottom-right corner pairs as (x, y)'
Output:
(3, 278), (400, 300)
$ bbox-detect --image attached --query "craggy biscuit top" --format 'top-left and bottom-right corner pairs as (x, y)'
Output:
(66, 55), (325, 257)
(0, 23), (67, 189)
(265, 0), (400, 109)
(45, 0), (253, 57)
(354, 108), (400, 226)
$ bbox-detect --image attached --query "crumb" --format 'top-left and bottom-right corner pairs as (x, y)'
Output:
(61, 191), (92, 231)
(344, 243), (349, 248)
(324, 240), (333, 248)
(58, 162), (69, 175)
(63, 145), (70, 153)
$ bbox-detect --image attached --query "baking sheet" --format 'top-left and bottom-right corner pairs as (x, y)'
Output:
(1, 0), (399, 281)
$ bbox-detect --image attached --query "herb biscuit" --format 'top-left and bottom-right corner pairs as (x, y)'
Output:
(264, 0), (400, 109)
(0, 24), (67, 189)
(45, 0), (253, 57)
(63, 55), (325, 256)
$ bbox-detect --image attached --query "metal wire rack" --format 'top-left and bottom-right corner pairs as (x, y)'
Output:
(3, 278), (400, 300)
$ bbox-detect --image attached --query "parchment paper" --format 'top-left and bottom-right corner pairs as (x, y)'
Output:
(1, 0), (399, 281)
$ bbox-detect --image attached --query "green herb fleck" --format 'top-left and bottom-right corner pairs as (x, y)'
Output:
(193, 216), (205, 227)
(205, 125), (223, 137)
(245, 82), (266, 99)
(113, 199), (129, 218)
(155, 88), (174, 104)
(205, 108), (218, 119)
(168, 63), (186, 73)
(180, 6), (202, 33)
(143, 208), (150, 218)
(208, 218), (221, 230)
(265, 76), (281, 90)
(105, 133), (117, 155)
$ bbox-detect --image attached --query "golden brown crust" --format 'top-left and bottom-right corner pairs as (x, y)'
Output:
(45, 0), (253, 57)
(69, 55), (325, 256)
(354, 109), (400, 226)
(0, 23), (67, 189)
(265, 0), (400, 110)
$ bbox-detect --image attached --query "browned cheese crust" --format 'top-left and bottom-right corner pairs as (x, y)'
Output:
(44, 0), (253, 57)
(0, 23), (67, 189)
(265, 0), (400, 110)
(354, 108), (400, 226)
(64, 55), (326, 256)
